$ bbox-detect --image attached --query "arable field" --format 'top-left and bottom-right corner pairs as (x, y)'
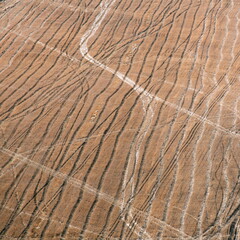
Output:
(0, 0), (239, 239)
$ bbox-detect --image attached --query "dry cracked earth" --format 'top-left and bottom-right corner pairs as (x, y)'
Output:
(0, 0), (240, 239)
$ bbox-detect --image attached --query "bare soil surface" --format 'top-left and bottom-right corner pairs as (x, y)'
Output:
(0, 0), (240, 239)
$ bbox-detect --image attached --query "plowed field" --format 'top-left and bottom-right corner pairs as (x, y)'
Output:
(0, 0), (240, 239)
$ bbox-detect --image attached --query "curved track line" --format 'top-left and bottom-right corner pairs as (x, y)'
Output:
(79, 2), (240, 140)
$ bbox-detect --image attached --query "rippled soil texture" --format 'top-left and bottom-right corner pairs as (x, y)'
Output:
(0, 0), (240, 239)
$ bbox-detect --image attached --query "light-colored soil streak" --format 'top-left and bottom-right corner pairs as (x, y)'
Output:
(79, 1), (155, 238)
(0, 0), (240, 239)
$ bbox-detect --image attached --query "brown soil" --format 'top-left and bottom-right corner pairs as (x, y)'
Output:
(0, 0), (239, 239)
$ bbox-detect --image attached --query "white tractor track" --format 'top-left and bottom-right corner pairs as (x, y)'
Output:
(78, 0), (239, 238)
